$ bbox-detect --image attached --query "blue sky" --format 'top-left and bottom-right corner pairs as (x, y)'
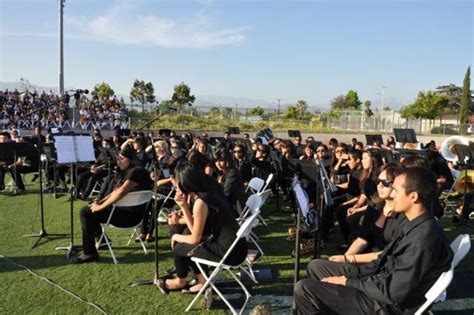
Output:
(0, 0), (472, 108)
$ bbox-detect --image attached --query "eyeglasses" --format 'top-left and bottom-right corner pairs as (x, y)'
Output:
(376, 178), (393, 188)
(335, 150), (343, 153)
(171, 146), (178, 149)
(233, 150), (242, 153)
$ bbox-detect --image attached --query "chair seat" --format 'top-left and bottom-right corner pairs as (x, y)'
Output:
(191, 257), (240, 269)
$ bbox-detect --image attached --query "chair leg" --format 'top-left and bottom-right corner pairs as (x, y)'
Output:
(98, 227), (118, 264)
(229, 269), (252, 314)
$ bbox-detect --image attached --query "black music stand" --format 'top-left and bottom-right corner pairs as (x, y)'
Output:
(288, 130), (302, 138)
(54, 134), (95, 257)
(365, 134), (383, 146)
(2, 142), (67, 248)
(228, 127), (240, 135)
(393, 128), (417, 145)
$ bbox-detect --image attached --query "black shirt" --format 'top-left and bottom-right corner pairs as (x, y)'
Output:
(359, 208), (407, 252)
(346, 213), (453, 314)
(124, 166), (152, 192)
(347, 167), (363, 197)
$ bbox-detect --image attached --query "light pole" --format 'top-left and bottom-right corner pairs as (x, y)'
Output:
(58, 0), (65, 94)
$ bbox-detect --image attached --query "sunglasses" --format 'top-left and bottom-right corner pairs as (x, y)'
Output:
(335, 150), (344, 153)
(376, 178), (393, 188)
(234, 150), (242, 153)
(316, 150), (325, 153)
(171, 146), (178, 149)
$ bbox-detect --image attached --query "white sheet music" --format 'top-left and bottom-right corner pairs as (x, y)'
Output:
(75, 136), (95, 162)
(293, 180), (309, 217)
(54, 136), (76, 164)
(54, 135), (95, 164)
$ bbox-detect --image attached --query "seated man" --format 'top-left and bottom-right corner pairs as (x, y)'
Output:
(294, 167), (453, 314)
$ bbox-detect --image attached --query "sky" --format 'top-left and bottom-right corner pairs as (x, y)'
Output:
(0, 0), (472, 109)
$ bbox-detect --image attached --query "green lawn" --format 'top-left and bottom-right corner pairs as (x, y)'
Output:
(1, 175), (473, 314)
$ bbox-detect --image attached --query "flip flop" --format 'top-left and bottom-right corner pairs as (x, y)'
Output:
(155, 278), (189, 294)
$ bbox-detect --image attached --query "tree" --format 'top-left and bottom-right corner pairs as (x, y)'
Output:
(364, 100), (373, 117)
(345, 90), (362, 110)
(330, 95), (346, 110)
(435, 83), (462, 112)
(130, 79), (156, 112)
(159, 100), (174, 114)
(249, 106), (264, 116)
(400, 91), (449, 123)
(459, 66), (471, 135)
(92, 82), (114, 100)
(295, 99), (308, 117)
(209, 107), (221, 116)
(222, 107), (234, 119)
(285, 106), (299, 119)
(171, 82), (195, 112)
(330, 90), (362, 111)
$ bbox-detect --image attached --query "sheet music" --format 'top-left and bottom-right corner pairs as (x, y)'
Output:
(53, 135), (95, 164)
(75, 136), (95, 162)
(54, 136), (76, 164)
(293, 180), (310, 218)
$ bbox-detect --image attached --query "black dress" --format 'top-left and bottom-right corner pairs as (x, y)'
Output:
(172, 186), (248, 278)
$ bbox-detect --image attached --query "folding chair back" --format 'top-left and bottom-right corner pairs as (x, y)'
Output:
(262, 173), (274, 191)
(239, 194), (263, 221)
(257, 189), (272, 205)
(245, 177), (264, 194)
(114, 190), (153, 207)
(414, 270), (454, 315)
(450, 234), (471, 269)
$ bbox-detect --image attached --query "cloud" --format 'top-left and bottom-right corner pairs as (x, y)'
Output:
(65, 1), (248, 48)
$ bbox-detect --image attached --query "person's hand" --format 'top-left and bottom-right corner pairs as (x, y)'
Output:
(89, 202), (104, 213)
(171, 234), (178, 249)
(347, 207), (356, 216)
(328, 255), (345, 263)
(174, 188), (188, 209)
(168, 211), (180, 225)
(321, 276), (347, 286)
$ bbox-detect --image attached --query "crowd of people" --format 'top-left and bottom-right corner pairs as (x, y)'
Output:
(0, 89), (69, 130)
(0, 89), (128, 131)
(0, 126), (470, 313)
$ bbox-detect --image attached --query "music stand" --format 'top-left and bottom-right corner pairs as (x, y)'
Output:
(54, 134), (95, 257)
(288, 130), (301, 138)
(228, 127), (240, 135)
(393, 128), (417, 145)
(365, 134), (383, 146)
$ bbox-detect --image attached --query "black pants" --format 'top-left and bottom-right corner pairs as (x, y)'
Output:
(173, 238), (248, 279)
(79, 204), (145, 255)
(294, 259), (381, 315)
(0, 165), (35, 190)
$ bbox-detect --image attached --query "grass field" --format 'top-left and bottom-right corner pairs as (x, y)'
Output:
(1, 175), (473, 314)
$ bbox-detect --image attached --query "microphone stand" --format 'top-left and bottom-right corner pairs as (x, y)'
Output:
(130, 145), (167, 294)
(136, 114), (162, 131)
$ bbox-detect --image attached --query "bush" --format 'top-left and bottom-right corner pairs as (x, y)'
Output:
(431, 126), (459, 135)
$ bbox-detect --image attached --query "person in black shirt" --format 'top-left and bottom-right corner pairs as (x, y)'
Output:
(156, 161), (248, 293)
(71, 147), (152, 264)
(329, 163), (405, 264)
(214, 147), (246, 217)
(233, 143), (253, 184)
(294, 167), (453, 314)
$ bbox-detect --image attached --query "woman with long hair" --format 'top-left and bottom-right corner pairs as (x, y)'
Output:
(214, 147), (246, 217)
(156, 161), (248, 293)
(329, 163), (405, 263)
(72, 147), (152, 264)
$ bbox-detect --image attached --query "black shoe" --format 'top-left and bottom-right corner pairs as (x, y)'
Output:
(31, 174), (39, 182)
(71, 254), (98, 264)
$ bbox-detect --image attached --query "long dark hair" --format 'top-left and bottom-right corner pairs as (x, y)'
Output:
(115, 152), (141, 188)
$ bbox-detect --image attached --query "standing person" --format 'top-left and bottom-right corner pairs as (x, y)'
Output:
(71, 148), (152, 264)
(294, 167), (453, 314)
(156, 161), (248, 293)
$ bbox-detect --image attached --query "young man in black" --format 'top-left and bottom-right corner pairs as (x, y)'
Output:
(294, 167), (453, 314)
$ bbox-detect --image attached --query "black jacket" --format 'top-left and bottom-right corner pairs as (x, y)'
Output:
(346, 213), (453, 314)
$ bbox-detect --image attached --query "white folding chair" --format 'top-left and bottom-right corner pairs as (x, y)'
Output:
(450, 234), (471, 269)
(443, 169), (460, 208)
(245, 177), (264, 194)
(185, 211), (261, 315)
(414, 234), (471, 315)
(262, 173), (274, 192)
(97, 190), (153, 264)
(238, 194), (263, 222)
(415, 270), (454, 315)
